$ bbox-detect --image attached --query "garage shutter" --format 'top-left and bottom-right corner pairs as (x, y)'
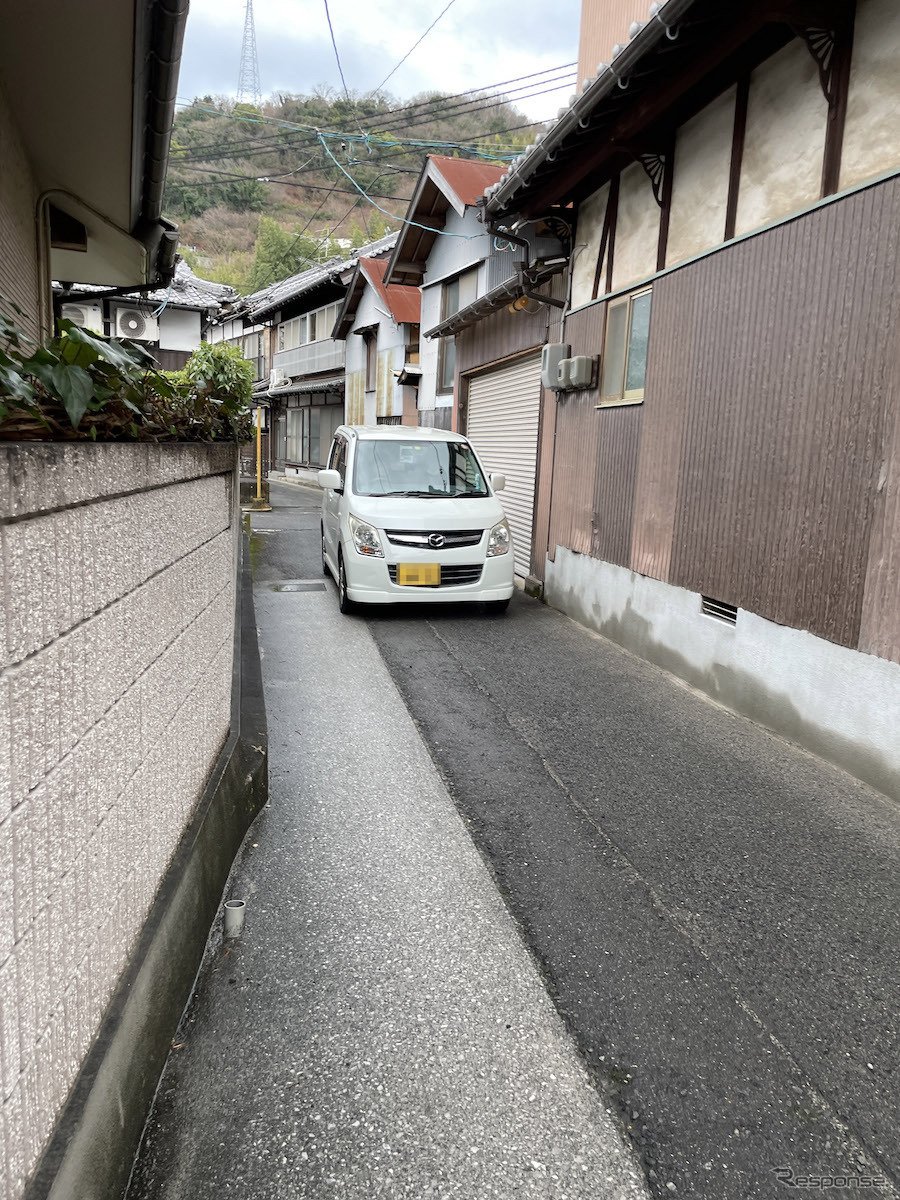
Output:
(466, 354), (542, 577)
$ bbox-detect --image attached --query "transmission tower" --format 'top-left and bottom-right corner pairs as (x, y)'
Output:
(237, 0), (262, 108)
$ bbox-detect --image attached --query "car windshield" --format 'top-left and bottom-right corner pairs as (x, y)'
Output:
(353, 439), (489, 498)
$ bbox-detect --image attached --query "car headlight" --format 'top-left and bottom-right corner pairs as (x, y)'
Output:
(486, 519), (511, 557)
(348, 514), (384, 557)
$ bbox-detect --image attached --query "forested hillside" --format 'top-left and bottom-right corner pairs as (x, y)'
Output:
(163, 85), (548, 294)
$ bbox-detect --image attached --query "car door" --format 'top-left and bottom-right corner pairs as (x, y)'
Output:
(322, 435), (346, 564)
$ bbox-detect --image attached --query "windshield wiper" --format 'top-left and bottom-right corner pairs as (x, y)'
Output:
(375, 489), (448, 498)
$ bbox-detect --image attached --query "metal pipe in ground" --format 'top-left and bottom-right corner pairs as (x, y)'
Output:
(223, 899), (246, 938)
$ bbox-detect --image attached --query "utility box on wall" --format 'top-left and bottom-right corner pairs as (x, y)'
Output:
(557, 355), (597, 391)
(541, 342), (569, 389)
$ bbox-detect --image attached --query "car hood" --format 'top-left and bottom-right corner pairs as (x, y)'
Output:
(349, 494), (506, 529)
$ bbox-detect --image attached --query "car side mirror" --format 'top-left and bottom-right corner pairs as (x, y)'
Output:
(490, 472), (506, 492)
(318, 468), (342, 491)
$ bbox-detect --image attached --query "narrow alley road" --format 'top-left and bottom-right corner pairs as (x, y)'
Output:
(130, 481), (900, 1200)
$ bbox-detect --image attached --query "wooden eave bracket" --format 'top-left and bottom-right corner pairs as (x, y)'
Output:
(793, 25), (839, 103)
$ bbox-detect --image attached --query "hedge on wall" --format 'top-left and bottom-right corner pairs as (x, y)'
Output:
(0, 296), (253, 443)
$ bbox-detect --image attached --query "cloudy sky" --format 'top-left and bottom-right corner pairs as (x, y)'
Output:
(177, 0), (582, 122)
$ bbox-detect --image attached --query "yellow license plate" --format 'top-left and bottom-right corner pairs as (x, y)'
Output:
(396, 562), (440, 586)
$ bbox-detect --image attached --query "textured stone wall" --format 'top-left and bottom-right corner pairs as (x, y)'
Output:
(0, 444), (237, 1199)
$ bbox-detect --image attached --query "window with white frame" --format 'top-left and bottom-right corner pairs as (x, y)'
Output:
(600, 287), (652, 405)
(437, 268), (477, 394)
(277, 301), (341, 351)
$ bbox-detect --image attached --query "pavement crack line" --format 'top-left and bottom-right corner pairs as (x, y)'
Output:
(420, 616), (899, 1190)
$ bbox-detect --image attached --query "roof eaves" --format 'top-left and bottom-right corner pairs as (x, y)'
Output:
(423, 261), (565, 339)
(482, 0), (698, 218)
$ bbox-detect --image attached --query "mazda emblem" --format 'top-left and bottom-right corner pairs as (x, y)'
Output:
(428, 533), (445, 548)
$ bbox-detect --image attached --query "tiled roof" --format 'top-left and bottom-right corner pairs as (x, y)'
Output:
(55, 259), (235, 313)
(359, 258), (421, 326)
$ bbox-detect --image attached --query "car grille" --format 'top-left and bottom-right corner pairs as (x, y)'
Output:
(389, 564), (484, 587)
(385, 529), (484, 550)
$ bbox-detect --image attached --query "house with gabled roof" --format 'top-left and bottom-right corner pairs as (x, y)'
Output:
(384, 156), (509, 430)
(333, 256), (421, 427)
(384, 154), (570, 579)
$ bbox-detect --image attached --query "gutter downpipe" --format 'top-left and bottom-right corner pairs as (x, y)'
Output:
(139, 0), (190, 285)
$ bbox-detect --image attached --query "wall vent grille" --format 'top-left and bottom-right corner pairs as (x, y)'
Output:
(701, 595), (738, 625)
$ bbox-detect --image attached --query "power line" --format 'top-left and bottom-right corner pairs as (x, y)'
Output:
(166, 164), (412, 203)
(169, 84), (560, 171)
(323, 0), (353, 106)
(172, 63), (574, 156)
(369, 0), (457, 96)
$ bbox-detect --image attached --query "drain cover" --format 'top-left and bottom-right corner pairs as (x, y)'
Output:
(274, 582), (326, 593)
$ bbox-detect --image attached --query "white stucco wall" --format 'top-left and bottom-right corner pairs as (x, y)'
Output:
(0, 81), (41, 339)
(0, 444), (237, 1199)
(544, 548), (900, 802)
(611, 161), (660, 292)
(736, 39), (828, 236)
(840, 0), (900, 190)
(571, 182), (610, 309)
(667, 85), (736, 265)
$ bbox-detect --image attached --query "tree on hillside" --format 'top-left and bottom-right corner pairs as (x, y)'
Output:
(246, 216), (341, 293)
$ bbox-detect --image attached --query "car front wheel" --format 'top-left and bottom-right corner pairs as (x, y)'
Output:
(337, 551), (356, 614)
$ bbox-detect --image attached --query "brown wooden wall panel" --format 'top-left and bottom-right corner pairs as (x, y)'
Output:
(630, 270), (700, 581)
(532, 386), (557, 574)
(663, 178), (900, 650)
(859, 355), (900, 662)
(456, 302), (550, 377)
(548, 302), (644, 568)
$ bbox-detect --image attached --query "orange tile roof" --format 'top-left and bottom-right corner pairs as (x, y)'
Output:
(359, 257), (421, 325)
(428, 155), (507, 207)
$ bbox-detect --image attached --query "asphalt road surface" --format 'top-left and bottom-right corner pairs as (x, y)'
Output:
(258, 481), (900, 1200)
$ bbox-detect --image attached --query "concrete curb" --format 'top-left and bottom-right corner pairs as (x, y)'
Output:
(24, 529), (268, 1200)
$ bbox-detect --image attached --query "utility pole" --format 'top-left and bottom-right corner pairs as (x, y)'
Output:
(237, 0), (262, 108)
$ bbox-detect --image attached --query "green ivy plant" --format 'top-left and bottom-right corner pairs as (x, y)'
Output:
(0, 295), (252, 443)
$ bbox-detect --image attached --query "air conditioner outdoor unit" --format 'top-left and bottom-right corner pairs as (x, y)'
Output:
(61, 303), (104, 335)
(115, 307), (158, 342)
(269, 368), (291, 389)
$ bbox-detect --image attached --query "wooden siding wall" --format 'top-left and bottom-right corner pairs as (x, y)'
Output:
(550, 304), (644, 564)
(553, 177), (900, 661)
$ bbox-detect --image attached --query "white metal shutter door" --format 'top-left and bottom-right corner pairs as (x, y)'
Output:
(466, 354), (542, 577)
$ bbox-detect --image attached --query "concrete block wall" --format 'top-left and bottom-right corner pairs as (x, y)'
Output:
(0, 444), (238, 1199)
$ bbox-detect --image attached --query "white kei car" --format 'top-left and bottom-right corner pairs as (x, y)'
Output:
(318, 425), (515, 614)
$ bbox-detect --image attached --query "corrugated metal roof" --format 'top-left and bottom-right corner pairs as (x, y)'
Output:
(428, 155), (507, 208)
(359, 258), (421, 325)
(246, 232), (399, 320)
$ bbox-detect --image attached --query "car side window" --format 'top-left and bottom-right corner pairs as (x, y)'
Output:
(328, 438), (341, 471)
(333, 438), (347, 487)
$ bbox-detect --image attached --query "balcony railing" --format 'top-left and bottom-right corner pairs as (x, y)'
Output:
(274, 338), (345, 378)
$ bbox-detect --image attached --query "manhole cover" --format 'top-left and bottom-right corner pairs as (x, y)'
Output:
(273, 582), (327, 593)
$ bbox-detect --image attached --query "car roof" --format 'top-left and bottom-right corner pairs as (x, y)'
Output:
(337, 424), (468, 443)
